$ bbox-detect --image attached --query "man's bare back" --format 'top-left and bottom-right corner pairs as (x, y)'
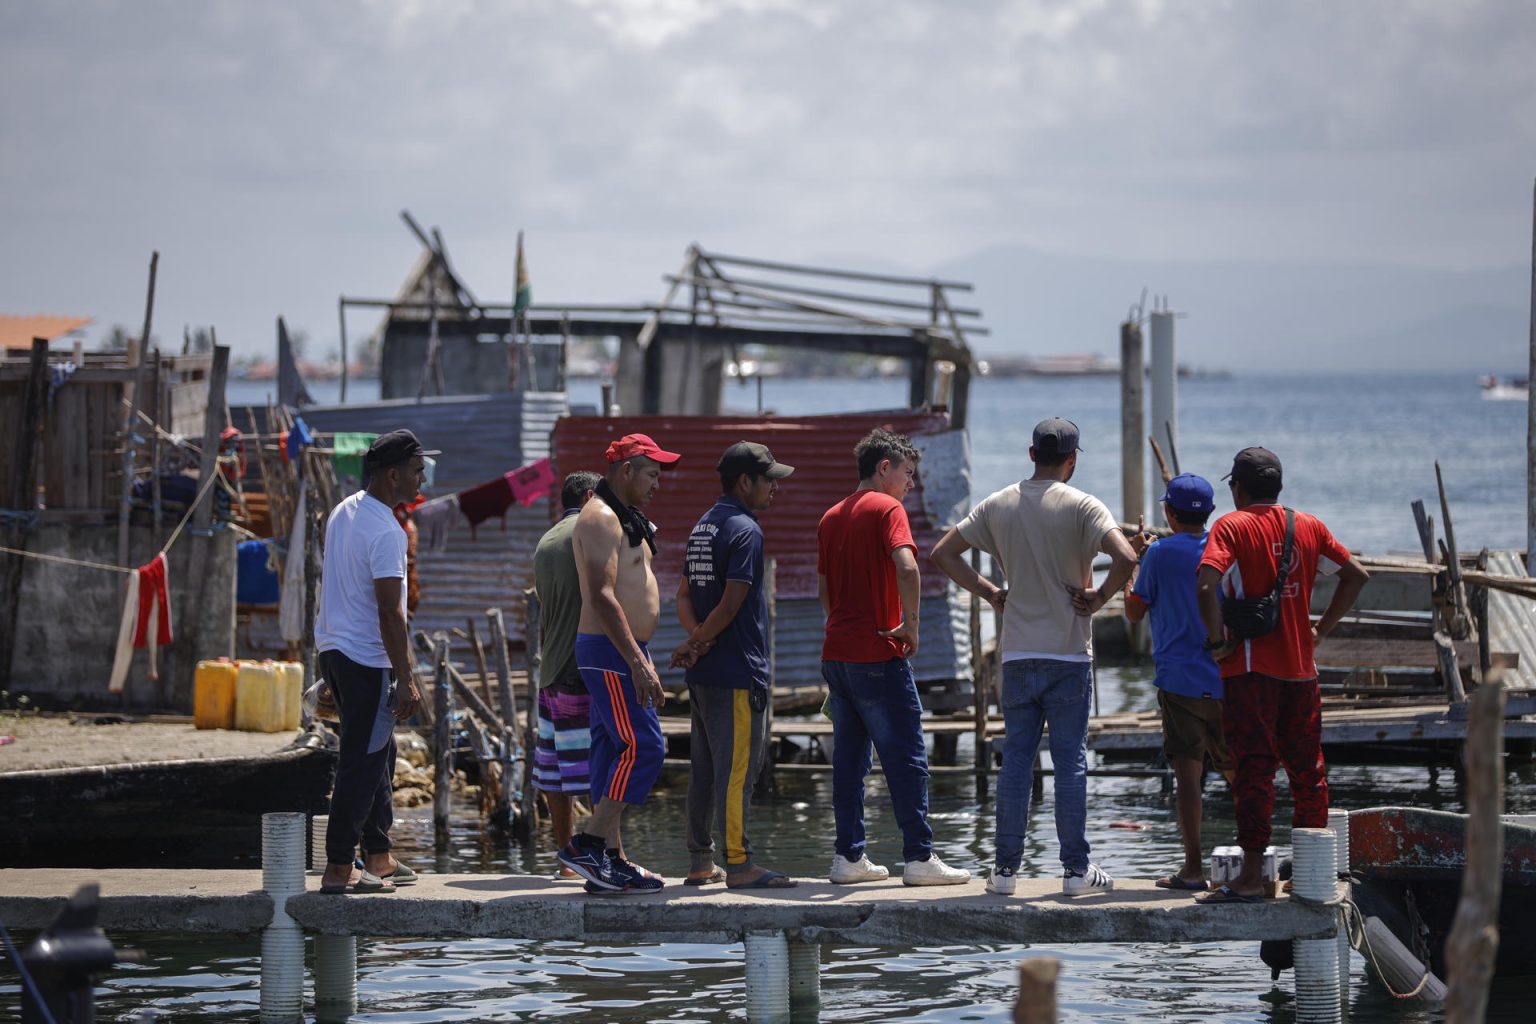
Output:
(573, 500), (660, 642)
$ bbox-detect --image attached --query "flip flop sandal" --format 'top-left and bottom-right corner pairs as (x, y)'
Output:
(684, 867), (727, 886)
(1195, 884), (1262, 905)
(386, 862), (418, 886)
(729, 869), (799, 890)
(1154, 874), (1209, 891)
(319, 870), (396, 895)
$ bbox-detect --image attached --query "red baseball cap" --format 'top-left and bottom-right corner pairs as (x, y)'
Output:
(605, 432), (682, 466)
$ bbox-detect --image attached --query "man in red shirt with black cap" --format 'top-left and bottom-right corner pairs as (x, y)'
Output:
(1194, 447), (1368, 904)
(559, 432), (681, 894)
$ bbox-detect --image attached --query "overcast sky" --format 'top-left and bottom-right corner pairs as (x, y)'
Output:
(3, 0), (1534, 363)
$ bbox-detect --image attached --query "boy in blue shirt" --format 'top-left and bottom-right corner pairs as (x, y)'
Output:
(670, 441), (798, 888)
(1124, 473), (1234, 891)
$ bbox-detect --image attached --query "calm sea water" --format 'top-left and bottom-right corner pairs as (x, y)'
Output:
(17, 371), (1530, 1023)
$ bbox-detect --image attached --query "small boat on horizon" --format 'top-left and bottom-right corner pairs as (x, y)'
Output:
(1480, 373), (1528, 401)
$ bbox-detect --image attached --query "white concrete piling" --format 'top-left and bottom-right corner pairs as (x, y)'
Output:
(308, 814), (328, 872)
(1148, 307), (1178, 500)
(260, 812), (307, 1024)
(743, 930), (791, 1024)
(1291, 827), (1341, 1023)
(786, 938), (821, 1017)
(313, 934), (359, 1022)
(1327, 809), (1352, 994)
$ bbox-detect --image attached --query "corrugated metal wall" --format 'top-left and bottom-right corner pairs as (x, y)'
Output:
(300, 392), (569, 642)
(1485, 550), (1536, 691)
(551, 411), (974, 687)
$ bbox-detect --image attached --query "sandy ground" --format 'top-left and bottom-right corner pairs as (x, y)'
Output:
(0, 716), (301, 772)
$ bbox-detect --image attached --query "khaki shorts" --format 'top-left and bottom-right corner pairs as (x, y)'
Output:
(1158, 689), (1234, 772)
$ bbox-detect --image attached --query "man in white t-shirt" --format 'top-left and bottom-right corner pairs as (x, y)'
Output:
(315, 429), (436, 895)
(931, 417), (1145, 896)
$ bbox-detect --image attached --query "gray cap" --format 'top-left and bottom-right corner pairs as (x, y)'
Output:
(1032, 417), (1084, 455)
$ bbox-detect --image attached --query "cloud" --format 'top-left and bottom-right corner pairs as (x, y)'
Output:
(0, 0), (1532, 360)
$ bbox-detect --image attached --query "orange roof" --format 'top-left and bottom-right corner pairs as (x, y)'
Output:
(0, 314), (93, 351)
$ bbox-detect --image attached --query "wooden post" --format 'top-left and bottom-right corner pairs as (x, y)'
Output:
(1444, 676), (1506, 1023)
(971, 547), (988, 798)
(467, 617), (495, 710)
(149, 351), (164, 550)
(0, 338), (50, 691)
(432, 632), (452, 849)
(1435, 462), (1472, 640)
(518, 592), (541, 842)
(1014, 957), (1060, 1024)
(1120, 320), (1145, 526)
(117, 251), (159, 568)
(488, 606), (532, 841)
(337, 298), (349, 404)
(1527, 176), (1535, 574)
(757, 557), (778, 795)
(1433, 631), (1468, 704)
(193, 346), (230, 532)
(301, 474), (319, 708)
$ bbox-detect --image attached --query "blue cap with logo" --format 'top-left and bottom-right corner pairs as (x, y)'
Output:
(1159, 472), (1215, 513)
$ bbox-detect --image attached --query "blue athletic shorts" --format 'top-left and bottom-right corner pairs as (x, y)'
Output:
(577, 633), (666, 806)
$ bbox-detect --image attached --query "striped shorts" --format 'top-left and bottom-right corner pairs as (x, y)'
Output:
(533, 683), (592, 795)
(577, 633), (666, 806)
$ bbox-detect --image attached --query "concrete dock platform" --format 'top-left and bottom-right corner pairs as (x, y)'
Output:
(0, 870), (1336, 945)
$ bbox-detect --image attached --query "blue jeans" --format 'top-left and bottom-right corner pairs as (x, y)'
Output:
(821, 658), (934, 863)
(995, 658), (1093, 873)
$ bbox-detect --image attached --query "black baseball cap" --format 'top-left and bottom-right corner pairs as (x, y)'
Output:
(718, 441), (795, 482)
(1224, 447), (1282, 489)
(364, 429), (440, 471)
(1032, 417), (1084, 455)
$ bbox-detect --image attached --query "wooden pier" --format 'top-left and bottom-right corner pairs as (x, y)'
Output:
(0, 869), (1337, 946)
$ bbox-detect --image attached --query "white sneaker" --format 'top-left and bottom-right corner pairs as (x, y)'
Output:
(902, 855), (972, 886)
(986, 865), (1017, 895)
(829, 854), (890, 884)
(1062, 863), (1114, 894)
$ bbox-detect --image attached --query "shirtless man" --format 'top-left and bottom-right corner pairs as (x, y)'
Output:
(556, 432), (681, 893)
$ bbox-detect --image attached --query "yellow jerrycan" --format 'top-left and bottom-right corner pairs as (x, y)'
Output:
(193, 659), (238, 730)
(234, 660), (284, 733)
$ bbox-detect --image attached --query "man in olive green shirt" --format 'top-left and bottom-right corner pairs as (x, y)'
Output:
(533, 471), (601, 872)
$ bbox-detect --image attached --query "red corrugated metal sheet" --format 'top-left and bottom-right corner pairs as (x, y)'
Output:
(552, 411), (955, 601)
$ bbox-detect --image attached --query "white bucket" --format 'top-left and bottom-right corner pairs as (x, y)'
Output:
(259, 925), (305, 1023)
(743, 931), (790, 1024)
(787, 939), (820, 1014)
(313, 934), (358, 1022)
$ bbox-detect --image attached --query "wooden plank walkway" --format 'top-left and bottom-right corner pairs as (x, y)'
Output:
(0, 870), (1336, 946)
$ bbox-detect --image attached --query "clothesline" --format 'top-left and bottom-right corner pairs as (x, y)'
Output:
(0, 459), (229, 575)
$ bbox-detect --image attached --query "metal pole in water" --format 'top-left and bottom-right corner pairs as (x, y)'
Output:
(743, 931), (790, 1024)
(260, 812), (306, 1024)
(1526, 176), (1535, 574)
(1148, 306), (1177, 507)
(1291, 827), (1341, 1024)
(313, 935), (358, 1022)
(786, 938), (820, 1017)
(1119, 318), (1145, 526)
(1327, 808), (1352, 1000)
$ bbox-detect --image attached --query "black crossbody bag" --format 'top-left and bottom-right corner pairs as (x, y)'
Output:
(1221, 507), (1295, 640)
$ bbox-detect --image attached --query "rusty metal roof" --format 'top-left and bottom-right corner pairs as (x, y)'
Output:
(0, 314), (93, 350)
(551, 411), (956, 601)
(552, 410), (975, 686)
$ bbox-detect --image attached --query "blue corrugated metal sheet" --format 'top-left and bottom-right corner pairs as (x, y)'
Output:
(299, 392), (569, 642)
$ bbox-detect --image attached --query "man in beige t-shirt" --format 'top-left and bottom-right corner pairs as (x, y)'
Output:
(931, 417), (1144, 896)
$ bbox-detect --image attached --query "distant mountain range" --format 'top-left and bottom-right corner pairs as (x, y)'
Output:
(937, 245), (1531, 373)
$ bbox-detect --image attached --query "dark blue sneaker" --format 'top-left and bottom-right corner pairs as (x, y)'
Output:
(557, 840), (622, 891)
(609, 856), (665, 893)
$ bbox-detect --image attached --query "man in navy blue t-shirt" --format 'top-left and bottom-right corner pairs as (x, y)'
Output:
(1125, 473), (1234, 892)
(670, 441), (797, 888)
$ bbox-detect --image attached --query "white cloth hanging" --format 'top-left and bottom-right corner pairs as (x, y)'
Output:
(279, 487), (308, 643)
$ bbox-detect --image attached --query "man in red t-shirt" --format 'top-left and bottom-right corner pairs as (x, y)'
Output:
(817, 428), (970, 887)
(1194, 447), (1368, 903)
